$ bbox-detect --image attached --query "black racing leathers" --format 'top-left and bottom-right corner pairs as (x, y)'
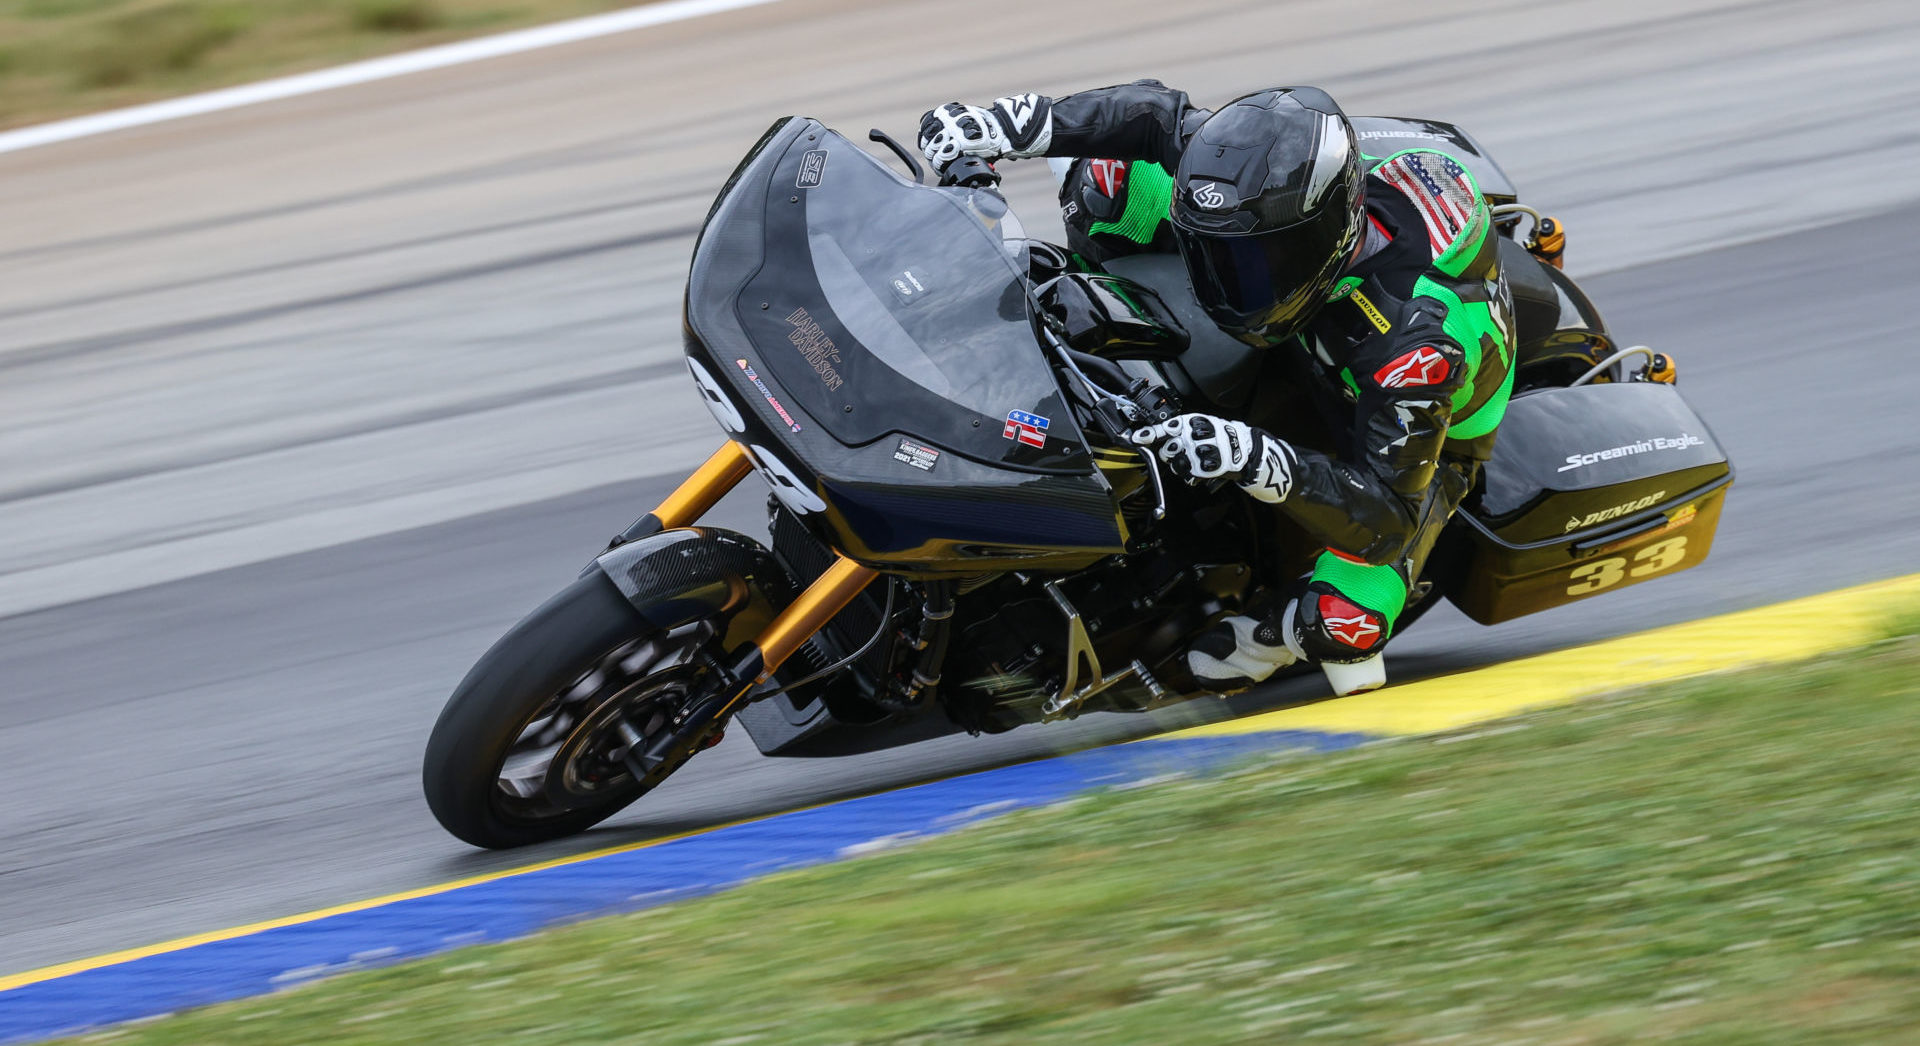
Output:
(1044, 80), (1211, 166)
(1036, 80), (1513, 572)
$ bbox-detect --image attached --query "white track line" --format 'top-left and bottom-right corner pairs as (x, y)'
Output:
(0, 0), (788, 156)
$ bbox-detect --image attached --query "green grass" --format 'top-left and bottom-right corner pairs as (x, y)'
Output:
(1880, 600), (1920, 643)
(63, 636), (1920, 1045)
(0, 0), (652, 130)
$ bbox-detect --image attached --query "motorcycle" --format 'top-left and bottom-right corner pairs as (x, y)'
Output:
(422, 115), (1733, 849)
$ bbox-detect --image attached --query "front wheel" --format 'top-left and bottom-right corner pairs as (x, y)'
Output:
(422, 572), (725, 849)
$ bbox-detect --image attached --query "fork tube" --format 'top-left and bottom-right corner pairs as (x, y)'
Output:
(638, 554), (877, 771)
(745, 555), (880, 683)
(641, 442), (754, 535)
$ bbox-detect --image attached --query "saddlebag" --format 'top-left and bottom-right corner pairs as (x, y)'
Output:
(1441, 382), (1732, 625)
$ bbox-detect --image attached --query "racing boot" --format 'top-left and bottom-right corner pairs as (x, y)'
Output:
(1185, 612), (1299, 692)
(1187, 597), (1387, 697)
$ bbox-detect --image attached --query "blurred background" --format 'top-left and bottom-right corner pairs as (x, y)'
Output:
(3, 0), (1919, 985)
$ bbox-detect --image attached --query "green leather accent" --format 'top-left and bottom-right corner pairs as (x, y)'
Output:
(1412, 274), (1513, 439)
(1446, 360), (1514, 440)
(1326, 275), (1364, 303)
(1311, 552), (1409, 628)
(1088, 161), (1174, 245)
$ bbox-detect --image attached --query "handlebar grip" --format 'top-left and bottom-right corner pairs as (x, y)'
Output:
(941, 155), (1002, 189)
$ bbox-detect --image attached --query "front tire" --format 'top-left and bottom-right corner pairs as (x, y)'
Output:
(423, 572), (697, 849)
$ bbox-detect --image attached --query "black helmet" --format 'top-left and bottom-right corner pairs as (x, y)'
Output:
(1170, 87), (1364, 345)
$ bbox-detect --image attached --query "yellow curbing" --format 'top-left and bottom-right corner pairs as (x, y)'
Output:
(1172, 572), (1920, 739)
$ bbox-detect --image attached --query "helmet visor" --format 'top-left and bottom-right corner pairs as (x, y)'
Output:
(1172, 204), (1354, 342)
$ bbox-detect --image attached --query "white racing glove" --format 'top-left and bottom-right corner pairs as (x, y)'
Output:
(1131, 413), (1296, 504)
(917, 93), (1054, 174)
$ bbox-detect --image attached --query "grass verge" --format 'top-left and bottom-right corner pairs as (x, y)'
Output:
(64, 635), (1920, 1045)
(0, 0), (653, 132)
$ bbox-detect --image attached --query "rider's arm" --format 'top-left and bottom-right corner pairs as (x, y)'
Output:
(1138, 327), (1469, 566)
(1276, 330), (1470, 563)
(919, 80), (1209, 173)
(1043, 80), (1210, 165)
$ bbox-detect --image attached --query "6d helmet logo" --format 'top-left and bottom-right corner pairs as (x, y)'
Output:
(1192, 182), (1228, 209)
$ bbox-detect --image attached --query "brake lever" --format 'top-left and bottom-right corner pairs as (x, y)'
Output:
(1040, 329), (1170, 522)
(1136, 442), (1169, 521)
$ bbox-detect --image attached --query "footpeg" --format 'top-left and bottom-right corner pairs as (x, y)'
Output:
(1038, 583), (1160, 720)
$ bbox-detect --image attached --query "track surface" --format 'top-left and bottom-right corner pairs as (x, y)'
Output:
(4, 0), (1920, 976)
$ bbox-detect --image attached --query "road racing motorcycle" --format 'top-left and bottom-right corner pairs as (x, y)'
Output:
(423, 116), (1733, 848)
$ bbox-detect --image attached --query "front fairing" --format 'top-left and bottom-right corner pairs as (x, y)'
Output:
(683, 119), (1125, 571)
(700, 119), (1083, 472)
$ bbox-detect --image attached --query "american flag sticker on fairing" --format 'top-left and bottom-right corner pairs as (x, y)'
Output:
(1003, 409), (1050, 448)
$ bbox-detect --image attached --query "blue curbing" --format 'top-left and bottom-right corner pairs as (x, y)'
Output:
(0, 730), (1369, 1043)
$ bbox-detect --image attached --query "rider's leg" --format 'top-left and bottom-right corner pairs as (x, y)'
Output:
(1292, 457), (1477, 693)
(1187, 551), (1409, 696)
(1186, 461), (1475, 696)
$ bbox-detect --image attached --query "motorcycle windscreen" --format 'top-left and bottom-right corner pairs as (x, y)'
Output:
(729, 131), (1085, 472)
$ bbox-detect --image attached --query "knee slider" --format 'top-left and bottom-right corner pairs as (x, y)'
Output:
(1293, 581), (1392, 664)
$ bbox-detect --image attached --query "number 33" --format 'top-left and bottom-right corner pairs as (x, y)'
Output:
(1566, 537), (1688, 595)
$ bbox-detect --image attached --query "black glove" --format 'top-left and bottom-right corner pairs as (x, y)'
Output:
(917, 93), (1053, 174)
(1131, 413), (1295, 504)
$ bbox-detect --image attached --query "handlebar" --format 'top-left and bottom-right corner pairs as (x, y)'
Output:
(867, 125), (1003, 190)
(939, 154), (1003, 190)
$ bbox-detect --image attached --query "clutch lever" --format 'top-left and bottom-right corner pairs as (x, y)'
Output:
(1039, 327), (1170, 521)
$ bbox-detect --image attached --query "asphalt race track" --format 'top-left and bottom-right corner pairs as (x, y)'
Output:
(4, 0), (1920, 977)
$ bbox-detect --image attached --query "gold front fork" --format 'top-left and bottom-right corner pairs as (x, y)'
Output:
(622, 443), (883, 759)
(749, 555), (878, 682)
(648, 441), (879, 681)
(651, 442), (754, 530)
(676, 558), (878, 750)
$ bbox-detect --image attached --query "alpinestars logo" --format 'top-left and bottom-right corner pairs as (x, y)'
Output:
(1374, 345), (1451, 388)
(1318, 594), (1383, 650)
(998, 93), (1038, 133)
(1087, 159), (1127, 198)
(1242, 441), (1293, 504)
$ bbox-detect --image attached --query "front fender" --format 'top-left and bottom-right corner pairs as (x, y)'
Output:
(592, 527), (796, 649)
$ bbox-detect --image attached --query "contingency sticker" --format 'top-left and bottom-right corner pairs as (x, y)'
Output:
(893, 437), (940, 472)
(888, 269), (928, 305)
(1003, 409), (1049, 448)
(796, 149), (828, 188)
(736, 359), (803, 432)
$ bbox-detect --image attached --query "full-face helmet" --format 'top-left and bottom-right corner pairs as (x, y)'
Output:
(1170, 87), (1365, 346)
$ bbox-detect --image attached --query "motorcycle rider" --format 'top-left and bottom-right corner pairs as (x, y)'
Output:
(919, 82), (1519, 696)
